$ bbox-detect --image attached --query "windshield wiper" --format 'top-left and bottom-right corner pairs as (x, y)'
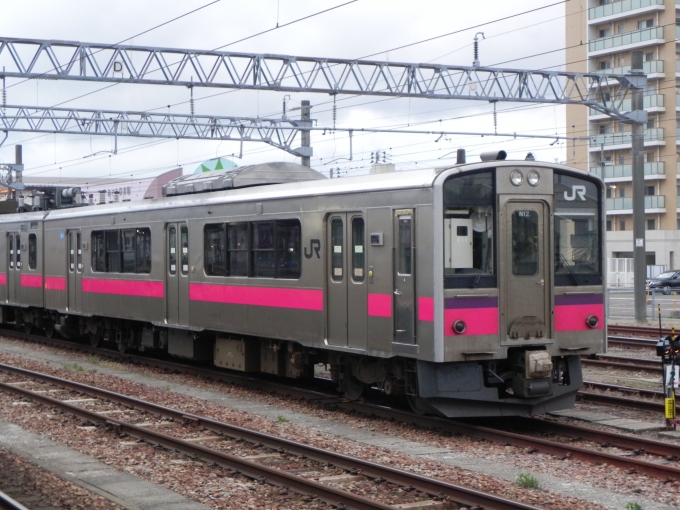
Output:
(560, 254), (580, 286)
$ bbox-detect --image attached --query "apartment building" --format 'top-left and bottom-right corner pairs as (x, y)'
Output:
(566, 0), (680, 269)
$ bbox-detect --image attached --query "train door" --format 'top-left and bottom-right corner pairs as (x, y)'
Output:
(166, 223), (190, 326)
(327, 213), (367, 349)
(7, 232), (20, 304)
(393, 209), (415, 344)
(67, 230), (82, 312)
(501, 201), (551, 338)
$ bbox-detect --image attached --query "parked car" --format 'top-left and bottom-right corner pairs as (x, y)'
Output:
(646, 270), (680, 294)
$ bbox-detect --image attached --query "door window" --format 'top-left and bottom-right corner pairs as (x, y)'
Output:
(351, 217), (365, 282)
(168, 226), (177, 275)
(511, 210), (539, 276)
(16, 235), (20, 269)
(331, 218), (343, 281)
(397, 216), (412, 275)
(180, 226), (189, 275)
(8, 236), (13, 269)
(76, 233), (82, 272)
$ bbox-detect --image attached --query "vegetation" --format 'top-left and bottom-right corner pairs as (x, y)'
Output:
(516, 473), (539, 489)
(276, 415), (290, 423)
(625, 503), (643, 510)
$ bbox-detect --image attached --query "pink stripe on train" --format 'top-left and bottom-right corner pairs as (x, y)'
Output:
(444, 308), (499, 336)
(368, 293), (392, 317)
(82, 278), (164, 298)
(555, 304), (604, 332)
(45, 276), (67, 291)
(190, 283), (323, 311)
(20, 274), (42, 288)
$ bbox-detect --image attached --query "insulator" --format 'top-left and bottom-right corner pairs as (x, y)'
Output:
(332, 95), (337, 132)
(474, 40), (478, 62)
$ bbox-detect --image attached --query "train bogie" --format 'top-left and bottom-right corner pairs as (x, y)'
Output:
(0, 157), (606, 418)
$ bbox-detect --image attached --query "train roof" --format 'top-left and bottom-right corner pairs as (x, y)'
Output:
(0, 159), (593, 224)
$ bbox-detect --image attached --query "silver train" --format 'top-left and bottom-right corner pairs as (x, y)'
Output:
(0, 152), (606, 417)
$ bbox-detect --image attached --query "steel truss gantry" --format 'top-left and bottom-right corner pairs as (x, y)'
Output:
(0, 105), (310, 156)
(0, 37), (643, 122)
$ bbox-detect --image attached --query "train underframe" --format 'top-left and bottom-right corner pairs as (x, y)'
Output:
(6, 306), (582, 418)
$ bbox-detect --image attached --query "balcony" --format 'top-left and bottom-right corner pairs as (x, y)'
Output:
(588, 26), (664, 56)
(606, 195), (665, 214)
(589, 128), (664, 150)
(589, 0), (664, 22)
(589, 161), (665, 180)
(589, 93), (664, 117)
(594, 59), (663, 78)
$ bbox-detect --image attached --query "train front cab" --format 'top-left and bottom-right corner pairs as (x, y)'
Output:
(415, 163), (606, 418)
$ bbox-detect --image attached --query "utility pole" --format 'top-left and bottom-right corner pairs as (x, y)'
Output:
(300, 100), (311, 167)
(629, 51), (648, 323)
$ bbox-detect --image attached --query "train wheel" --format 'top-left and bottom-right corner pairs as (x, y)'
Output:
(406, 395), (431, 415)
(89, 332), (101, 348)
(43, 320), (55, 339)
(344, 376), (365, 401)
(23, 322), (32, 334)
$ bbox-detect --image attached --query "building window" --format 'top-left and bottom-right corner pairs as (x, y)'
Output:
(647, 219), (655, 230)
(620, 188), (626, 198)
(606, 187), (613, 199)
(599, 28), (610, 38)
(620, 220), (626, 231)
(645, 186), (655, 196)
(606, 220), (612, 231)
(617, 25), (624, 35)
(643, 52), (654, 62)
(599, 60), (611, 70)
(637, 19), (653, 30)
(677, 218), (680, 230)
(619, 155), (625, 165)
(598, 124), (611, 134)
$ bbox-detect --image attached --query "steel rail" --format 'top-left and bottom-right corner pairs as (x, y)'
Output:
(0, 490), (29, 510)
(582, 356), (661, 374)
(510, 417), (680, 458)
(0, 363), (540, 510)
(608, 325), (668, 338)
(578, 390), (664, 412)
(3, 332), (678, 480)
(583, 380), (664, 400)
(607, 336), (658, 349)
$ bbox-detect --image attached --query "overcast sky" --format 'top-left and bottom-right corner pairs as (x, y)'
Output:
(0, 0), (569, 184)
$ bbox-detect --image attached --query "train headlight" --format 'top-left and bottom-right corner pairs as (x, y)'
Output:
(527, 170), (540, 186)
(510, 169), (523, 186)
(585, 315), (599, 328)
(452, 320), (466, 334)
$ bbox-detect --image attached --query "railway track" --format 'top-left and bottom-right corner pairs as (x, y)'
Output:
(579, 381), (665, 412)
(2, 332), (680, 485)
(0, 490), (29, 510)
(0, 362), (539, 510)
(582, 354), (661, 374)
(608, 325), (668, 338)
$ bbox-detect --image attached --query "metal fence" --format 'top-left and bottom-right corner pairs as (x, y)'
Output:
(607, 287), (680, 321)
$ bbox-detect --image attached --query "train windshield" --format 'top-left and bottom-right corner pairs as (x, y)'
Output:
(443, 171), (495, 288)
(553, 172), (601, 285)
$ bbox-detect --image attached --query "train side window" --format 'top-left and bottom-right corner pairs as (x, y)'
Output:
(205, 224), (227, 276)
(252, 222), (275, 278)
(351, 217), (365, 282)
(122, 229), (136, 273)
(136, 228), (151, 274)
(180, 226), (189, 275)
(106, 230), (121, 273)
(28, 234), (37, 270)
(443, 171), (496, 289)
(331, 218), (343, 281)
(168, 227), (177, 275)
(91, 231), (106, 272)
(76, 233), (82, 273)
(276, 219), (301, 279)
(228, 223), (249, 277)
